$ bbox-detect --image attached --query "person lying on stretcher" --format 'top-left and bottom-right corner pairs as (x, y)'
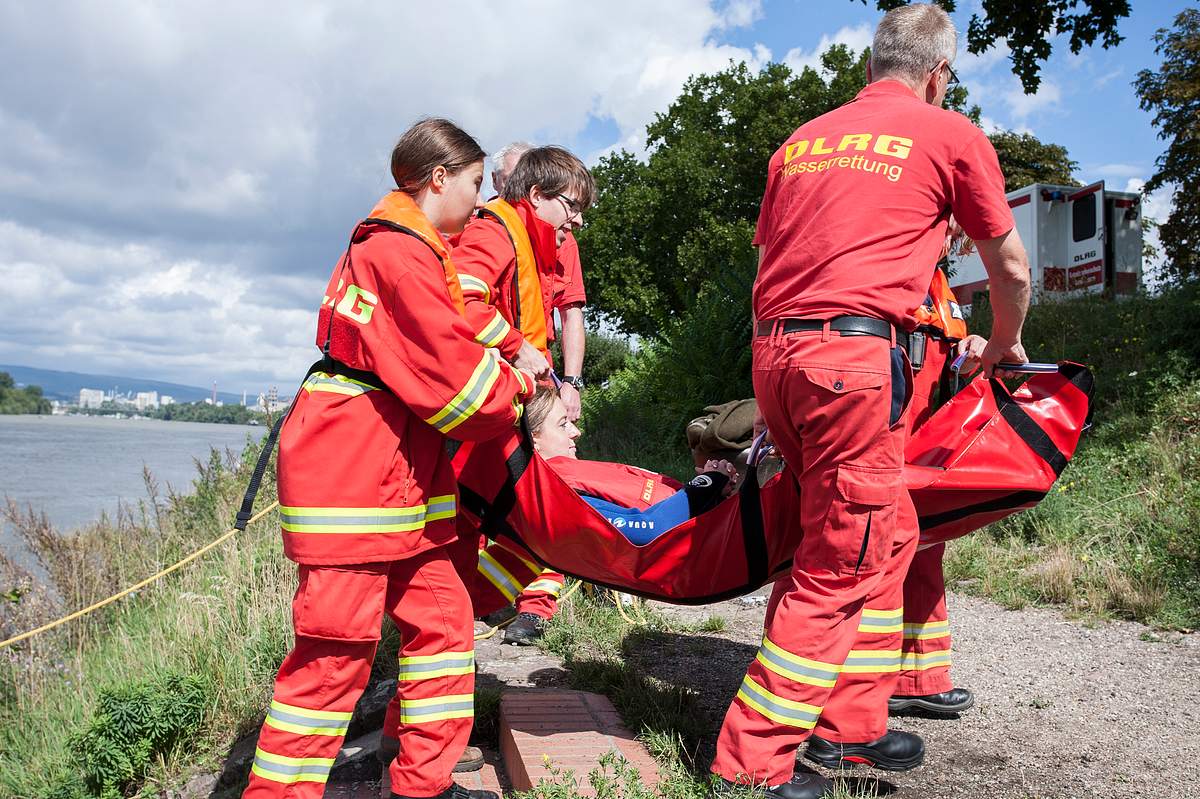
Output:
(523, 384), (739, 544)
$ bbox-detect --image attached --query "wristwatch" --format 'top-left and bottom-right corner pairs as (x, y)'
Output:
(560, 375), (585, 390)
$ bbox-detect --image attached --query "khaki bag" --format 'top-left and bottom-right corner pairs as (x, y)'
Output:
(686, 398), (757, 466)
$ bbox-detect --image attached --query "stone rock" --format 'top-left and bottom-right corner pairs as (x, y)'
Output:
(346, 677), (397, 739)
(331, 728), (385, 782)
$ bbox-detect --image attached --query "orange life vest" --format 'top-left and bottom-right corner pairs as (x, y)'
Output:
(478, 199), (550, 355)
(367, 191), (467, 317)
(911, 268), (967, 341)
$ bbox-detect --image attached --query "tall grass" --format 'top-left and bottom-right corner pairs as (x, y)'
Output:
(0, 440), (293, 797)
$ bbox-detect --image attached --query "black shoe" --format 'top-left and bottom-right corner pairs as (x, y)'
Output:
(889, 687), (974, 716)
(803, 730), (924, 772)
(391, 783), (496, 799)
(481, 605), (517, 627)
(378, 737), (484, 773)
(714, 766), (833, 799)
(503, 612), (546, 646)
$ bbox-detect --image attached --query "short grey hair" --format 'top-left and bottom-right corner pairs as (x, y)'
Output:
(492, 141), (533, 176)
(870, 3), (957, 84)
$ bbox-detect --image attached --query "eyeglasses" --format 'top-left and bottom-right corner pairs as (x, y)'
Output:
(555, 193), (584, 218)
(937, 60), (960, 89)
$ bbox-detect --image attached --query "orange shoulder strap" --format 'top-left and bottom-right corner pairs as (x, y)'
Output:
(480, 199), (549, 355)
(366, 191), (466, 317)
(912, 269), (967, 340)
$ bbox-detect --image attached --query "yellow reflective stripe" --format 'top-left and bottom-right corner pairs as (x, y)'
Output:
(857, 607), (903, 634)
(477, 549), (522, 602)
(398, 693), (474, 723)
(302, 372), (379, 397)
(398, 650), (475, 681)
(264, 700), (352, 736)
(425, 351), (502, 434)
(903, 621), (951, 640)
(841, 648), (902, 673)
(250, 747), (335, 785)
(475, 310), (511, 348)
(457, 273), (491, 302)
(901, 648), (952, 670)
(524, 578), (564, 597)
(755, 636), (840, 688)
(735, 676), (821, 729)
(279, 497), (456, 534)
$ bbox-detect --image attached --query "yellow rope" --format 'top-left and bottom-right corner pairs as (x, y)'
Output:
(612, 589), (649, 626)
(0, 501), (280, 651)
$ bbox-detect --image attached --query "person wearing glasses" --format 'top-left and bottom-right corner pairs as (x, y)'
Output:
(711, 4), (1029, 798)
(450, 145), (595, 644)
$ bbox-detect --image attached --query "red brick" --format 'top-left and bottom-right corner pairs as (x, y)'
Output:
(500, 689), (661, 798)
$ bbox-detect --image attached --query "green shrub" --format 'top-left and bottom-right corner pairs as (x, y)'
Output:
(62, 673), (209, 799)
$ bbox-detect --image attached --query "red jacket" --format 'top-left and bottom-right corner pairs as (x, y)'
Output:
(278, 192), (532, 565)
(452, 199), (559, 360)
(547, 457), (681, 510)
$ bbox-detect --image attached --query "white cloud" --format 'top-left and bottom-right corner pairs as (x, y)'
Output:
(1093, 163), (1147, 180)
(0, 1), (770, 387)
(1003, 80), (1062, 119)
(782, 24), (872, 75)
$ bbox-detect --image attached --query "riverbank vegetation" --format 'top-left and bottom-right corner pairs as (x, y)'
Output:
(0, 441), (290, 797)
(0, 372), (52, 415)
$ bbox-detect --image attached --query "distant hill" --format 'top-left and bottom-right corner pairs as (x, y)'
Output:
(0, 364), (247, 405)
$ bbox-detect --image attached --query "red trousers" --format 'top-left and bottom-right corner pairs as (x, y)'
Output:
(896, 337), (955, 696)
(447, 530), (564, 620)
(711, 331), (917, 786)
(243, 548), (474, 799)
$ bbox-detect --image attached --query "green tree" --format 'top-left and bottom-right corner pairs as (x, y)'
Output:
(987, 130), (1080, 192)
(1135, 8), (1200, 285)
(867, 0), (1131, 92)
(580, 48), (871, 337)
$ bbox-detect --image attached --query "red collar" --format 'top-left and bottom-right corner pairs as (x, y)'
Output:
(855, 79), (921, 102)
(513, 198), (559, 274)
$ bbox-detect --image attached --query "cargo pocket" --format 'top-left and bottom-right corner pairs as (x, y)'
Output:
(826, 464), (902, 577)
(293, 564), (389, 643)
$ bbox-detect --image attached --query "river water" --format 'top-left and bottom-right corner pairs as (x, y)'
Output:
(0, 415), (266, 572)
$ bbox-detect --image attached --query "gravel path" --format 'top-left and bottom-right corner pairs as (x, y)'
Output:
(645, 589), (1200, 799)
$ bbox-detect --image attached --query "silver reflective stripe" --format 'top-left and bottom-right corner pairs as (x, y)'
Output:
(402, 698), (474, 717)
(266, 707), (349, 732)
(280, 509), (425, 526)
(398, 654), (474, 677)
(758, 643), (839, 683)
(253, 756), (331, 779)
(738, 677), (820, 725)
(439, 357), (499, 428)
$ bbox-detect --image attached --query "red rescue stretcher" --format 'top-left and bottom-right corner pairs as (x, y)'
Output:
(453, 362), (1094, 605)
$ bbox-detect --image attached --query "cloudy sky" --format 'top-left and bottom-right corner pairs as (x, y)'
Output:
(0, 0), (1186, 395)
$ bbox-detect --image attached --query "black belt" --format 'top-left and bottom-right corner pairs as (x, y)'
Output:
(756, 316), (909, 351)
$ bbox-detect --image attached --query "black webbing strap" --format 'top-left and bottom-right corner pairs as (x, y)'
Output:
(989, 379), (1070, 476)
(738, 466), (769, 588)
(918, 489), (1047, 531)
(233, 410), (288, 532)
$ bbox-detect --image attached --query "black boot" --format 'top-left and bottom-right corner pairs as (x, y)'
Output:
(888, 687), (974, 716)
(391, 783), (496, 799)
(803, 730), (924, 772)
(503, 612), (546, 646)
(713, 765), (833, 799)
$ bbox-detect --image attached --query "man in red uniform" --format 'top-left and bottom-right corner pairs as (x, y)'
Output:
(453, 145), (595, 645)
(710, 5), (1030, 797)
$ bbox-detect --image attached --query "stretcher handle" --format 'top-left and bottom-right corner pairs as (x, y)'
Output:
(950, 353), (1059, 374)
(747, 430), (774, 467)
